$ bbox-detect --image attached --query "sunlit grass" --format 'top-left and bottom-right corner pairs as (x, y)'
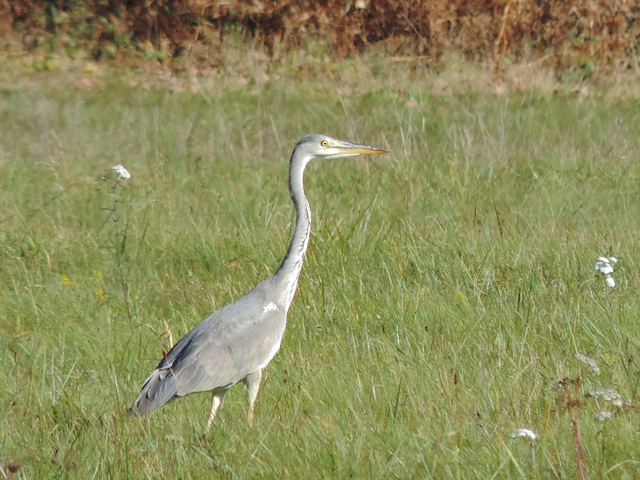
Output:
(1, 56), (640, 478)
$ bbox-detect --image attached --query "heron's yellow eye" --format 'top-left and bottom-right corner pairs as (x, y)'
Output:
(321, 140), (328, 147)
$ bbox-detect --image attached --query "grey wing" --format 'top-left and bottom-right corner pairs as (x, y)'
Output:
(169, 302), (286, 394)
(131, 285), (286, 414)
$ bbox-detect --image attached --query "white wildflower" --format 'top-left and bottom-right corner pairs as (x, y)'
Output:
(595, 411), (612, 421)
(599, 264), (614, 275)
(113, 165), (131, 179)
(594, 256), (617, 288)
(575, 353), (600, 375)
(584, 389), (629, 407)
(585, 389), (620, 401)
(594, 256), (617, 271)
(510, 428), (537, 440)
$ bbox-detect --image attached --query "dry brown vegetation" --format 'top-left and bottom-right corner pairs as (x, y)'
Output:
(2, 1), (640, 71)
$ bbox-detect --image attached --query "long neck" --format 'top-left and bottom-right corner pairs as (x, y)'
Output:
(274, 153), (312, 309)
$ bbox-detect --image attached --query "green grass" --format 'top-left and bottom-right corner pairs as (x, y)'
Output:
(1, 56), (640, 478)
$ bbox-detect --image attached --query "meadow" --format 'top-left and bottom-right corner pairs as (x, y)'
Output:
(1, 53), (640, 478)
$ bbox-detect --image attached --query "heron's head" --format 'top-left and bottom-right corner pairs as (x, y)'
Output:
(294, 134), (389, 162)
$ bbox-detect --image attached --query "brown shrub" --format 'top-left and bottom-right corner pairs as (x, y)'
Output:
(1, 0), (639, 70)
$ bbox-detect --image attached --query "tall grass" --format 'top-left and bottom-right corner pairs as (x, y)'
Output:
(1, 58), (639, 478)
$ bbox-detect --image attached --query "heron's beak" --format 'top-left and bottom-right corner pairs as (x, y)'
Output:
(333, 141), (390, 156)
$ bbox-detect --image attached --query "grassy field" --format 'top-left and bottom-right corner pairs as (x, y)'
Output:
(1, 54), (640, 478)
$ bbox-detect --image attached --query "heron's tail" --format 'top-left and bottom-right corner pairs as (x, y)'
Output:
(128, 368), (178, 416)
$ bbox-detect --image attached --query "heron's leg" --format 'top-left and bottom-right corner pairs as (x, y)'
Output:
(243, 370), (262, 426)
(205, 392), (224, 432)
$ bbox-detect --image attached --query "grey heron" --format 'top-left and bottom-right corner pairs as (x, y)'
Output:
(129, 134), (388, 430)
